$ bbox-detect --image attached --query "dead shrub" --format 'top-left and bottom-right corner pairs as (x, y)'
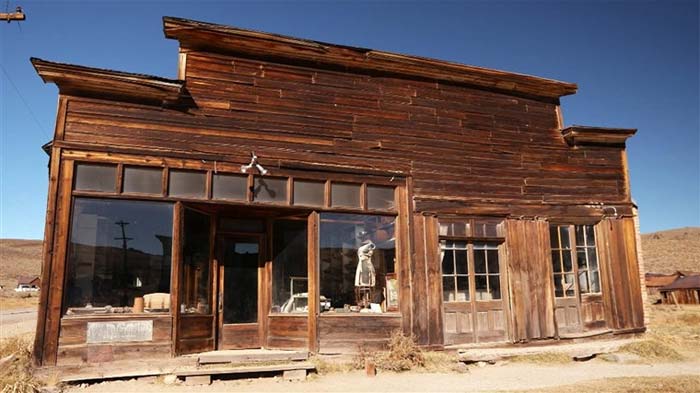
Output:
(0, 336), (40, 393)
(354, 330), (425, 372)
(509, 351), (571, 364)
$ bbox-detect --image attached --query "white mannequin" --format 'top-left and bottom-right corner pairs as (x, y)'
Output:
(354, 240), (376, 287)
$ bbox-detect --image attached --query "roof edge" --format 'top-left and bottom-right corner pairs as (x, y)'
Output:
(163, 16), (578, 100)
(561, 125), (637, 147)
(31, 58), (185, 106)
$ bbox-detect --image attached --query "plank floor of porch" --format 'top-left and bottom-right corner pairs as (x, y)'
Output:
(37, 348), (312, 383)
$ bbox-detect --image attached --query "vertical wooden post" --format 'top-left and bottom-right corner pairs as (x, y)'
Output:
(42, 159), (74, 365)
(171, 202), (183, 356)
(307, 211), (319, 353)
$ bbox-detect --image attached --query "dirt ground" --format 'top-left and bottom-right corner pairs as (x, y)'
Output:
(63, 360), (700, 393)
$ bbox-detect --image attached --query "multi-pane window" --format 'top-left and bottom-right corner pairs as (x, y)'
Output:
(575, 225), (600, 294)
(441, 241), (469, 302)
(550, 225), (576, 298)
(473, 242), (501, 301)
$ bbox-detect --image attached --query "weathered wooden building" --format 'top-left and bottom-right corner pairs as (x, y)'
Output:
(31, 17), (645, 367)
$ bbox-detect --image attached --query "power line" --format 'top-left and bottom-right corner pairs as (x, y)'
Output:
(0, 62), (52, 140)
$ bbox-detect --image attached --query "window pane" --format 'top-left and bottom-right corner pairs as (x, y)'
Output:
(123, 166), (162, 195)
(181, 209), (211, 314)
(331, 183), (361, 208)
(64, 198), (173, 314)
(272, 220), (308, 314)
(441, 249), (454, 275)
(455, 250), (468, 274)
(254, 177), (288, 203)
(577, 249), (588, 270)
(440, 221), (470, 237)
(487, 249), (499, 274)
(559, 226), (571, 248)
(474, 249), (486, 274)
(585, 225), (596, 247)
(590, 270), (601, 293)
(575, 225), (585, 246)
(588, 248), (598, 270)
(320, 213), (396, 312)
(293, 180), (325, 207)
(169, 170), (206, 198)
(367, 185), (395, 210)
(474, 221), (500, 238)
(549, 225), (559, 248)
(564, 274), (575, 297)
(562, 250), (573, 272)
(456, 276), (469, 301)
(475, 275), (488, 300)
(551, 251), (562, 273)
(74, 164), (116, 192)
(212, 173), (247, 200)
(489, 275), (501, 300)
(553, 274), (564, 297)
(443, 277), (455, 302)
(222, 242), (258, 323)
(578, 271), (589, 294)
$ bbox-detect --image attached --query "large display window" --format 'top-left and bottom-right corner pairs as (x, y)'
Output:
(63, 198), (173, 315)
(319, 213), (396, 314)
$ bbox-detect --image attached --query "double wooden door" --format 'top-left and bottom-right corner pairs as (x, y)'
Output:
(442, 240), (507, 345)
(216, 236), (264, 349)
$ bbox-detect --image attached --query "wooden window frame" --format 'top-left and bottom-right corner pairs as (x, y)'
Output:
(574, 224), (601, 295)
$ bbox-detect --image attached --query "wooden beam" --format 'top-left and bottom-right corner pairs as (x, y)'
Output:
(307, 211), (319, 353)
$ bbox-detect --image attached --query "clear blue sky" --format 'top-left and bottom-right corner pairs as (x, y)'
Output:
(1, 1), (698, 239)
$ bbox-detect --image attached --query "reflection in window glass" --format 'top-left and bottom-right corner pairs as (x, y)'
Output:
(222, 242), (258, 323)
(439, 220), (470, 237)
(218, 218), (264, 233)
(181, 209), (211, 314)
(272, 220), (308, 314)
(293, 180), (324, 207)
(74, 164), (116, 192)
(474, 242), (500, 301)
(169, 170), (206, 199)
(253, 177), (287, 203)
(212, 173), (247, 201)
(550, 225), (575, 298)
(123, 166), (162, 195)
(367, 185), (395, 210)
(64, 198), (173, 315)
(575, 224), (600, 294)
(320, 213), (396, 312)
(331, 183), (361, 208)
(441, 241), (469, 302)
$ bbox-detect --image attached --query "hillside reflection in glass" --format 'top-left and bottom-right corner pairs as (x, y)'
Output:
(63, 198), (173, 314)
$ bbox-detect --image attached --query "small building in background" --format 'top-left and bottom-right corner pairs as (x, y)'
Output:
(645, 272), (680, 298)
(15, 275), (41, 292)
(660, 275), (700, 305)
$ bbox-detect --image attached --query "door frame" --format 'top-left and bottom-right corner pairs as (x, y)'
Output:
(215, 233), (267, 350)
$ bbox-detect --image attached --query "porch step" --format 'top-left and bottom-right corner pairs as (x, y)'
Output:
(197, 349), (309, 364)
(175, 361), (315, 377)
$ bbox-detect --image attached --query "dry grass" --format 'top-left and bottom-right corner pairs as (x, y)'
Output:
(625, 305), (700, 361)
(642, 227), (700, 274)
(0, 336), (40, 393)
(0, 296), (39, 311)
(508, 351), (572, 364)
(516, 375), (700, 393)
(310, 356), (357, 375)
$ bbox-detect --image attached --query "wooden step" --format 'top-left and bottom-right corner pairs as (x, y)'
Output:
(175, 361), (315, 377)
(197, 349), (308, 364)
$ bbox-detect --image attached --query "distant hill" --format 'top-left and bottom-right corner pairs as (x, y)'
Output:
(641, 227), (700, 274)
(0, 239), (42, 289)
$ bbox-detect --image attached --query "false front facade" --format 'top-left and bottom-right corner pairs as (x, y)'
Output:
(32, 17), (644, 367)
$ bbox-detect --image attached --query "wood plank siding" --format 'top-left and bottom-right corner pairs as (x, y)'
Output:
(31, 17), (645, 366)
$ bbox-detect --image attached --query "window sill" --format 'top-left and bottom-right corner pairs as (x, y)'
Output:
(319, 312), (401, 318)
(62, 312), (170, 320)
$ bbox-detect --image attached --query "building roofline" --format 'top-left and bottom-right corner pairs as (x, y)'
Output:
(162, 16), (578, 100)
(561, 125), (637, 147)
(31, 58), (185, 106)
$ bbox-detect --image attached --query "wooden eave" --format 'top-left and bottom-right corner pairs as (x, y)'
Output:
(163, 17), (578, 100)
(31, 58), (185, 106)
(561, 125), (637, 147)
